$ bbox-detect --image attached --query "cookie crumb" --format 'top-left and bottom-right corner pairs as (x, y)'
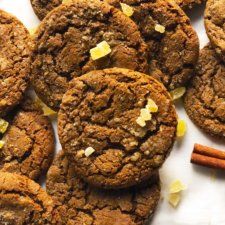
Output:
(90, 41), (111, 60)
(0, 140), (5, 149)
(130, 152), (141, 161)
(177, 119), (187, 137)
(146, 98), (158, 113)
(0, 118), (9, 134)
(136, 116), (146, 127)
(84, 147), (95, 157)
(77, 150), (85, 158)
(144, 150), (150, 155)
(170, 87), (186, 100)
(120, 3), (134, 17)
(155, 24), (165, 33)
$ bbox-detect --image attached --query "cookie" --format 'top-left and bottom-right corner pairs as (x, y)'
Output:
(46, 151), (160, 225)
(30, 0), (62, 20)
(31, 0), (149, 110)
(58, 68), (177, 189)
(0, 172), (54, 224)
(205, 0), (225, 62)
(0, 98), (55, 180)
(0, 10), (32, 116)
(106, 0), (199, 90)
(184, 44), (225, 137)
(175, 0), (205, 9)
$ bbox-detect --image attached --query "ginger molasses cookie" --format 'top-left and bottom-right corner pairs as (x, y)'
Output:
(0, 10), (32, 116)
(184, 44), (225, 137)
(58, 68), (177, 189)
(106, 0), (199, 90)
(31, 0), (149, 110)
(0, 98), (55, 180)
(46, 151), (160, 225)
(0, 172), (54, 224)
(31, 0), (62, 20)
(205, 0), (225, 62)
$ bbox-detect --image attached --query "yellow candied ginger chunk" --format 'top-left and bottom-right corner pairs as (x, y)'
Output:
(170, 87), (186, 100)
(90, 41), (111, 60)
(168, 180), (186, 207)
(120, 3), (134, 17)
(0, 140), (5, 149)
(29, 27), (37, 36)
(155, 24), (165, 33)
(84, 147), (95, 157)
(35, 97), (57, 117)
(42, 107), (57, 117)
(168, 193), (181, 207)
(136, 116), (146, 127)
(169, 180), (186, 193)
(140, 108), (152, 121)
(146, 98), (158, 113)
(0, 118), (9, 134)
(176, 119), (187, 137)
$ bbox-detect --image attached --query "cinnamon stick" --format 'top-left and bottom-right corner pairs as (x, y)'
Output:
(191, 144), (225, 170)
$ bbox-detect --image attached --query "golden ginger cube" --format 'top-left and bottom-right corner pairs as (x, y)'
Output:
(170, 87), (186, 100)
(90, 41), (111, 60)
(155, 24), (165, 33)
(169, 180), (186, 193)
(177, 119), (187, 137)
(146, 98), (158, 113)
(0, 119), (9, 134)
(120, 3), (134, 17)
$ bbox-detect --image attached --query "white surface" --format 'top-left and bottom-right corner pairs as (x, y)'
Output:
(0, 1), (225, 224)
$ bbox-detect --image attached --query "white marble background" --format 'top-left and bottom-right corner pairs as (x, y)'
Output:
(0, 0), (224, 224)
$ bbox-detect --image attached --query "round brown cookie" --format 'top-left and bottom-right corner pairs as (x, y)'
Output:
(30, 0), (62, 20)
(58, 68), (177, 189)
(0, 97), (55, 180)
(106, 0), (199, 90)
(46, 151), (161, 225)
(0, 10), (32, 117)
(184, 44), (225, 137)
(0, 172), (54, 224)
(31, 0), (149, 110)
(205, 0), (225, 62)
(175, 0), (205, 9)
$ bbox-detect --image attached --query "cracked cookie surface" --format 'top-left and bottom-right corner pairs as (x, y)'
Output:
(205, 0), (225, 62)
(184, 44), (225, 137)
(0, 172), (54, 224)
(106, 0), (199, 90)
(46, 151), (160, 225)
(0, 98), (55, 180)
(31, 0), (62, 20)
(58, 68), (177, 189)
(0, 10), (32, 116)
(31, 0), (148, 110)
(175, 0), (205, 9)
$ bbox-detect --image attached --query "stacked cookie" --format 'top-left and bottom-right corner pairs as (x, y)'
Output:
(29, 0), (198, 224)
(184, 0), (225, 138)
(0, 9), (56, 224)
(0, 0), (203, 224)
